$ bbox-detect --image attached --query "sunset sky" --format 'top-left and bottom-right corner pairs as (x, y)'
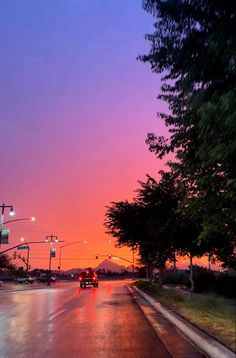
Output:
(0, 1), (216, 271)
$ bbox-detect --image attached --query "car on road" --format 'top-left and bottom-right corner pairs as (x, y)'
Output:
(37, 274), (56, 283)
(15, 275), (35, 284)
(78, 269), (99, 288)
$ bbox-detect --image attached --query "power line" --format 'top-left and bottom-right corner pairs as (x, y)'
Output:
(28, 257), (109, 260)
(8, 229), (101, 234)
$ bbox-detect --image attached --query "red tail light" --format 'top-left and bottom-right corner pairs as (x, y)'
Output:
(79, 276), (82, 281)
(93, 276), (96, 280)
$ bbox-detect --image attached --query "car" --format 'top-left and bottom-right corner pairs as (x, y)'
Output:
(15, 275), (35, 284)
(78, 269), (99, 288)
(37, 274), (56, 283)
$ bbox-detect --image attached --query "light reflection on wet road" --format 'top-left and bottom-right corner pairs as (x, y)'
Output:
(0, 280), (201, 357)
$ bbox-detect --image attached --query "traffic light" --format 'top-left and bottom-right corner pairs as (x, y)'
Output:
(108, 253), (112, 259)
(58, 265), (61, 270)
(13, 251), (17, 260)
(95, 254), (98, 260)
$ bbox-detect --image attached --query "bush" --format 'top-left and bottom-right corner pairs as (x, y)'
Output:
(163, 270), (189, 286)
(133, 280), (185, 303)
(134, 280), (153, 292)
(194, 271), (216, 293)
(214, 274), (236, 298)
(137, 266), (147, 278)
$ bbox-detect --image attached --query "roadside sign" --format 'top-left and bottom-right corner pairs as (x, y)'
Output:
(0, 229), (10, 244)
(17, 245), (29, 250)
(112, 257), (120, 261)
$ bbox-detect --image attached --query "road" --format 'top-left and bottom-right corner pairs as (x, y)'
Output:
(0, 279), (205, 357)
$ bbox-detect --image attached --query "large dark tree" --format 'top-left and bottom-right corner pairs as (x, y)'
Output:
(105, 200), (159, 282)
(105, 171), (205, 285)
(136, 173), (179, 283)
(140, 0), (236, 267)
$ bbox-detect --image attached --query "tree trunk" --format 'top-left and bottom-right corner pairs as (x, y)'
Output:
(173, 251), (177, 271)
(149, 262), (153, 284)
(208, 252), (211, 270)
(189, 254), (194, 292)
(159, 267), (164, 287)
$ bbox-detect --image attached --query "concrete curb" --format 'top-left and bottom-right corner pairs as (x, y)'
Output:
(127, 284), (235, 358)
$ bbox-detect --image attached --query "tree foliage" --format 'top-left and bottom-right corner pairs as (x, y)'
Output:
(0, 254), (15, 271)
(105, 171), (210, 285)
(139, 0), (236, 267)
(105, 200), (142, 250)
(105, 174), (179, 278)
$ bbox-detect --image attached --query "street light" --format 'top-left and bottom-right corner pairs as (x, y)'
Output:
(3, 217), (35, 225)
(0, 216), (35, 248)
(58, 240), (87, 272)
(1, 204), (15, 229)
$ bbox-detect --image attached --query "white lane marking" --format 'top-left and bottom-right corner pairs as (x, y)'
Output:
(49, 309), (66, 321)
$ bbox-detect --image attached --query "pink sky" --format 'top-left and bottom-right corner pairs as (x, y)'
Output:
(1, 1), (214, 272)
(1, 1), (168, 270)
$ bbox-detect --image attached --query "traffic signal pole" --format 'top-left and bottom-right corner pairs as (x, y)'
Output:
(0, 241), (47, 255)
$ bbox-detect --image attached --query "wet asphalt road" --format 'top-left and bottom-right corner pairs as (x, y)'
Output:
(0, 280), (204, 358)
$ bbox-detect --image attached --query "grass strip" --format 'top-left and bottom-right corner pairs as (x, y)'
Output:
(133, 280), (236, 352)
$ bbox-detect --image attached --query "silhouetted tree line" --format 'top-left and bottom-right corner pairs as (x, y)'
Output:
(0, 254), (16, 272)
(96, 269), (130, 276)
(105, 1), (236, 291)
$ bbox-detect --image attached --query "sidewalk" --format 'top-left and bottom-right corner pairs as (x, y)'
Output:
(127, 284), (235, 358)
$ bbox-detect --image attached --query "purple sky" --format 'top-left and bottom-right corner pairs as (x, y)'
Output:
(0, 1), (171, 269)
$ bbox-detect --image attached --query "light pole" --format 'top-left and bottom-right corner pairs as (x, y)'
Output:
(58, 240), (87, 273)
(0, 204), (15, 247)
